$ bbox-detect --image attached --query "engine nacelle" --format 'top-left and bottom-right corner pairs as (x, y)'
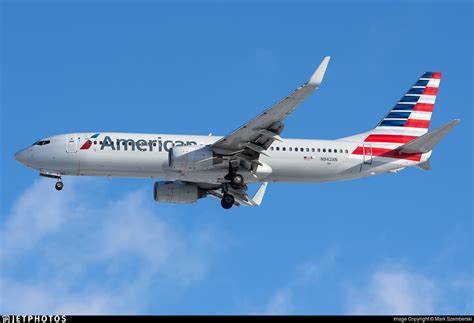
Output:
(154, 181), (204, 204)
(169, 145), (215, 171)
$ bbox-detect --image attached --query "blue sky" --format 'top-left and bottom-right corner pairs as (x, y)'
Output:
(1, 0), (472, 315)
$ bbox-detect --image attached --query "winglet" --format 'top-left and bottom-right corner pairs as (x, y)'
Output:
(249, 182), (268, 206)
(308, 56), (331, 87)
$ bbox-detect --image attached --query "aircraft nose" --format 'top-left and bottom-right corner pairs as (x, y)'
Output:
(14, 149), (28, 165)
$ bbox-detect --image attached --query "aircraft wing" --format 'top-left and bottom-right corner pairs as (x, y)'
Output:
(211, 57), (331, 163)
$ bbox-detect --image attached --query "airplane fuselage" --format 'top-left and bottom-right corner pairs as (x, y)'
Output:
(15, 132), (429, 185)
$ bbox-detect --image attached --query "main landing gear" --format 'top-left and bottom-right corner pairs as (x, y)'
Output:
(220, 193), (235, 209)
(230, 174), (244, 189)
(55, 178), (64, 191)
(224, 161), (245, 190)
(220, 161), (245, 209)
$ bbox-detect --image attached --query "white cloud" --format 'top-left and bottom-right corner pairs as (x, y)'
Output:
(1, 179), (78, 259)
(295, 246), (339, 285)
(263, 289), (293, 315)
(0, 178), (223, 314)
(258, 246), (339, 315)
(346, 268), (438, 315)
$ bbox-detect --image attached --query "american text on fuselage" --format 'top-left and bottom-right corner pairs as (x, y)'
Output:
(100, 136), (198, 152)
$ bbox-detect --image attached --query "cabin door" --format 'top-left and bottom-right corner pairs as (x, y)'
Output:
(66, 134), (78, 153)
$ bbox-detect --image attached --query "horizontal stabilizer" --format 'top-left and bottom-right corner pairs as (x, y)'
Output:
(397, 119), (460, 154)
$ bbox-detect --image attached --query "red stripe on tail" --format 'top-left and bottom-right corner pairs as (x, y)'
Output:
(422, 87), (438, 95)
(413, 103), (434, 112)
(405, 119), (430, 128)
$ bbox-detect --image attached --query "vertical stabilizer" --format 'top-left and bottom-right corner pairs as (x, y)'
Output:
(351, 72), (442, 162)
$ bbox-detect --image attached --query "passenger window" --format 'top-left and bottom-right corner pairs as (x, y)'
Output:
(300, 147), (303, 151)
(317, 148), (321, 152)
(312, 148), (315, 152)
(334, 149), (337, 153)
(129, 142), (132, 145)
(306, 148), (309, 152)
(282, 147), (286, 151)
(323, 149), (326, 153)
(345, 149), (349, 153)
(271, 147), (274, 151)
(276, 147), (280, 151)
(328, 149), (332, 153)
(339, 149), (343, 153)
(289, 147), (292, 151)
(100, 141), (103, 145)
(294, 148), (298, 152)
(94, 141), (97, 145)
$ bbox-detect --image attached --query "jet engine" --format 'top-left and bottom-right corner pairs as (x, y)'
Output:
(154, 181), (205, 204)
(168, 145), (216, 171)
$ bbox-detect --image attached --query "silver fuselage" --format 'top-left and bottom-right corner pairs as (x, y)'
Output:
(14, 132), (430, 184)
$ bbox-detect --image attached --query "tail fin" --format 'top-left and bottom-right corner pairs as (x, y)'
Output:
(369, 72), (442, 142)
(350, 72), (443, 162)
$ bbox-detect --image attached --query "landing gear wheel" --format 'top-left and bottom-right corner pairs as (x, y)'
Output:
(230, 174), (244, 189)
(55, 181), (63, 191)
(221, 193), (235, 209)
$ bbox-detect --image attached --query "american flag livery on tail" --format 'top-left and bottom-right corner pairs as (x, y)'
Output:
(351, 72), (443, 162)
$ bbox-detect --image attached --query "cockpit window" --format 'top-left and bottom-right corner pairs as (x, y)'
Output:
(32, 140), (51, 146)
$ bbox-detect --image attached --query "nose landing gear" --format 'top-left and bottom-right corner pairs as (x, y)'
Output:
(55, 179), (64, 191)
(39, 170), (64, 191)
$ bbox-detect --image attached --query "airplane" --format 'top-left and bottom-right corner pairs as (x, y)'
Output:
(14, 57), (460, 209)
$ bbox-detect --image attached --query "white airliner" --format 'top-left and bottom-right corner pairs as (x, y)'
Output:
(14, 57), (459, 209)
